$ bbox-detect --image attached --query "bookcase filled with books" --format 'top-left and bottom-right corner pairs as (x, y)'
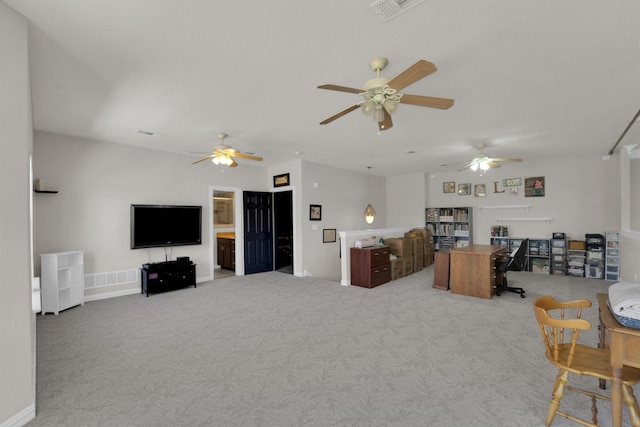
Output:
(425, 207), (473, 251)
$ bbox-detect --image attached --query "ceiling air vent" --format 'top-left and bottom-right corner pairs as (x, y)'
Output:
(369, 0), (425, 22)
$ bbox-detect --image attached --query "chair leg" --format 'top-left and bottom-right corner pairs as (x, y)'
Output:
(623, 385), (640, 427)
(546, 370), (569, 426)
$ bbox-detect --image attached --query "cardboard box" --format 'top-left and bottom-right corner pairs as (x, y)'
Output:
(386, 237), (412, 258)
(403, 257), (414, 276)
(409, 236), (425, 254)
(568, 240), (586, 250)
(408, 228), (430, 241)
(390, 258), (404, 280)
(423, 252), (434, 267)
(413, 252), (424, 272)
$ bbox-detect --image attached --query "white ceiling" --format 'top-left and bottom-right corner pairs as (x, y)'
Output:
(5, 0), (640, 177)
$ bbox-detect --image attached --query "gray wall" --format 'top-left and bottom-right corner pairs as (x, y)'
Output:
(32, 135), (384, 290)
(0, 3), (35, 424)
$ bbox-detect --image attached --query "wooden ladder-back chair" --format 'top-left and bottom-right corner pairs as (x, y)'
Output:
(533, 295), (640, 427)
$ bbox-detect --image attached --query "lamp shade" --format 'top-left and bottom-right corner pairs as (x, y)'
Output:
(364, 204), (376, 224)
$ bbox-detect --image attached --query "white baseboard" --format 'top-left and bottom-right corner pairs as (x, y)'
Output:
(0, 404), (35, 427)
(84, 287), (139, 302)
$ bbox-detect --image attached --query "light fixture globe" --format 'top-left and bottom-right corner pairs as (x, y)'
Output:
(364, 204), (376, 224)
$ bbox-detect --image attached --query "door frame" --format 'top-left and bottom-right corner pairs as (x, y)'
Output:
(209, 185), (244, 280)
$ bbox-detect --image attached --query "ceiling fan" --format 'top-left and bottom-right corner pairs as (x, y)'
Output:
(317, 57), (454, 131)
(441, 144), (522, 172)
(191, 133), (262, 167)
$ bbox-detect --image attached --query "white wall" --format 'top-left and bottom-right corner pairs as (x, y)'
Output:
(425, 154), (620, 243)
(386, 173), (426, 228)
(32, 136), (390, 289)
(299, 161), (386, 281)
(0, 2), (35, 425)
(33, 131), (268, 297)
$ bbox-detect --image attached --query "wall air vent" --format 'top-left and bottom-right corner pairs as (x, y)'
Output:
(369, 0), (425, 22)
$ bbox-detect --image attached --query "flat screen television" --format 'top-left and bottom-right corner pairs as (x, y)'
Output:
(130, 204), (202, 249)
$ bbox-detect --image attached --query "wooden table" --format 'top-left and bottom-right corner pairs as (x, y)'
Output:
(597, 293), (640, 427)
(448, 245), (505, 299)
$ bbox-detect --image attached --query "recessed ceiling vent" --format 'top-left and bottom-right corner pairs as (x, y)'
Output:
(369, 0), (425, 22)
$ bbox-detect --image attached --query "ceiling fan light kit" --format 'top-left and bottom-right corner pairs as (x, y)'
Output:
(191, 133), (262, 168)
(318, 57), (453, 132)
(441, 144), (522, 172)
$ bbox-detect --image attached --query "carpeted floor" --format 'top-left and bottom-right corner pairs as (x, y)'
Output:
(29, 267), (635, 426)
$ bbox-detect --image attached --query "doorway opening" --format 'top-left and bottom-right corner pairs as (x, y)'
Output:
(274, 190), (293, 274)
(211, 186), (242, 280)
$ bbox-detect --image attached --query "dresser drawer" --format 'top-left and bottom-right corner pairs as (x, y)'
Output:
(369, 246), (390, 267)
(370, 265), (391, 287)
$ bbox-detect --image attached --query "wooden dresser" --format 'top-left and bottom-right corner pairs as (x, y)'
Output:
(350, 246), (391, 288)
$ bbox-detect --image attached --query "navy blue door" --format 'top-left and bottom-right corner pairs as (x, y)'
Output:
(243, 191), (273, 274)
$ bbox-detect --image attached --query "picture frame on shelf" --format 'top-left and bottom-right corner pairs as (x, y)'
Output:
(273, 173), (290, 188)
(458, 183), (471, 196)
(443, 181), (455, 193)
(310, 204), (322, 221)
(323, 228), (336, 243)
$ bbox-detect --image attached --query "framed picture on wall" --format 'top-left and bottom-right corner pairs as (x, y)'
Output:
(475, 184), (486, 197)
(525, 176), (545, 197)
(323, 229), (336, 243)
(310, 204), (321, 221)
(458, 183), (471, 196)
(273, 173), (290, 187)
(443, 182), (455, 193)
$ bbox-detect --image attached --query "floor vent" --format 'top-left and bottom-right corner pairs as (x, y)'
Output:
(85, 269), (138, 289)
(369, 0), (425, 22)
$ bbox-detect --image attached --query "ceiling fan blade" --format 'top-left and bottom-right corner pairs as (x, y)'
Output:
(378, 110), (393, 131)
(488, 158), (522, 163)
(320, 104), (360, 125)
(441, 159), (473, 167)
(457, 162), (475, 172)
(400, 93), (454, 110)
(387, 60), (437, 91)
(317, 84), (362, 94)
(486, 161), (502, 169)
(191, 155), (215, 164)
(229, 159), (238, 167)
(233, 152), (263, 161)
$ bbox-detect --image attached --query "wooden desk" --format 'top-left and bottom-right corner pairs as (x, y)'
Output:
(449, 245), (505, 299)
(597, 293), (640, 427)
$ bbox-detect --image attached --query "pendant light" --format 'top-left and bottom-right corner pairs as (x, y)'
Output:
(364, 166), (376, 224)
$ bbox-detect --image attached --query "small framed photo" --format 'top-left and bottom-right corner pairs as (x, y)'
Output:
(458, 183), (471, 196)
(323, 228), (336, 243)
(475, 184), (486, 197)
(310, 204), (322, 221)
(273, 173), (290, 188)
(443, 182), (455, 193)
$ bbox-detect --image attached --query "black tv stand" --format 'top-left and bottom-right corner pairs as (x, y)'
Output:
(141, 260), (196, 297)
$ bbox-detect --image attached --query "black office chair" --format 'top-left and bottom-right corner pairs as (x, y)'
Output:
(495, 238), (528, 298)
